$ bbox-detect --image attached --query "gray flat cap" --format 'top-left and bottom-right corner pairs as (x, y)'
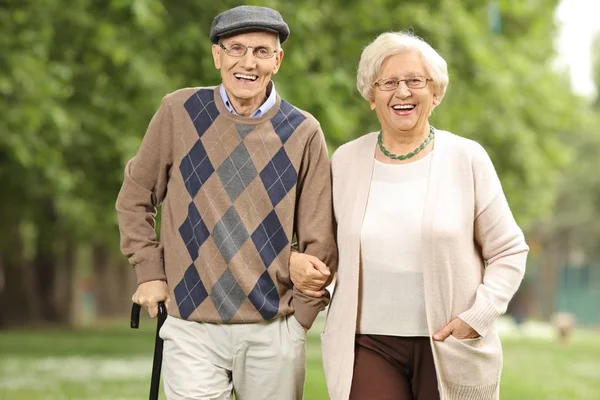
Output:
(210, 5), (290, 44)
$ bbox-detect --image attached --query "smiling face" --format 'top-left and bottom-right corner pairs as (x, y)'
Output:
(212, 31), (283, 114)
(370, 52), (439, 135)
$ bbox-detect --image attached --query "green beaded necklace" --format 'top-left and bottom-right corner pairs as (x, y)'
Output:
(377, 126), (435, 161)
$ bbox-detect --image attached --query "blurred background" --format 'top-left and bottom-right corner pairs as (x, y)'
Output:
(1, 0), (599, 399)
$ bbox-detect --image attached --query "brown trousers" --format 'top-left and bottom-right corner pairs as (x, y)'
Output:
(349, 334), (440, 400)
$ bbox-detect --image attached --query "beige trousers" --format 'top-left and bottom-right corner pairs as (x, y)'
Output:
(159, 314), (307, 400)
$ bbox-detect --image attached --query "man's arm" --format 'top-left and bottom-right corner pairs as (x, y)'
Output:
(291, 125), (338, 329)
(116, 96), (174, 316)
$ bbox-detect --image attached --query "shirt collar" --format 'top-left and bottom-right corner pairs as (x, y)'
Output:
(219, 81), (277, 118)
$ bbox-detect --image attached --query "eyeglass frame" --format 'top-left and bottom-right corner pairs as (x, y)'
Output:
(219, 43), (278, 59)
(373, 77), (432, 91)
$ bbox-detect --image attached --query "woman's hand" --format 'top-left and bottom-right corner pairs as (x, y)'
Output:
(433, 317), (480, 341)
(289, 252), (330, 297)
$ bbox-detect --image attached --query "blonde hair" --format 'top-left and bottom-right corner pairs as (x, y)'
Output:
(356, 31), (449, 103)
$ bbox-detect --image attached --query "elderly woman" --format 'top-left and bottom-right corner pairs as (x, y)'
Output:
(292, 31), (529, 400)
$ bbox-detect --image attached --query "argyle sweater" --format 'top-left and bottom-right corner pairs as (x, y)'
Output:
(116, 86), (337, 329)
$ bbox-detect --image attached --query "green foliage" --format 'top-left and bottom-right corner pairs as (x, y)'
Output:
(0, 0), (594, 254)
(533, 30), (600, 259)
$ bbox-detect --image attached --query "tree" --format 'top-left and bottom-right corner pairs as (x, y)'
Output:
(538, 31), (600, 260)
(0, 0), (587, 326)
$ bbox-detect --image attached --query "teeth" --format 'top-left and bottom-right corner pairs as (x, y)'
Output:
(392, 105), (415, 110)
(235, 73), (258, 81)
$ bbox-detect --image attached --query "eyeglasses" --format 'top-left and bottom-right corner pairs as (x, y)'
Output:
(219, 43), (277, 59)
(374, 77), (431, 91)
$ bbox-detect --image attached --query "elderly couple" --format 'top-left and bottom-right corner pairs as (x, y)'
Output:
(116, 5), (528, 400)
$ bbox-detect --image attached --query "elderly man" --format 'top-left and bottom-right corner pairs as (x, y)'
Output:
(116, 5), (337, 399)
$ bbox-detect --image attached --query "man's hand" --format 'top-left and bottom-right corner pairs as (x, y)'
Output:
(433, 317), (480, 341)
(132, 280), (170, 318)
(289, 252), (330, 297)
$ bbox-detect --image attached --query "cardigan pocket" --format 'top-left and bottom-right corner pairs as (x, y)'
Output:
(434, 332), (503, 387)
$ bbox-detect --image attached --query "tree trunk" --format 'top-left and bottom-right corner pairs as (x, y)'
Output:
(0, 223), (40, 327)
(54, 237), (77, 325)
(32, 199), (60, 322)
(115, 259), (137, 317)
(92, 242), (114, 318)
(91, 241), (140, 319)
(537, 229), (570, 321)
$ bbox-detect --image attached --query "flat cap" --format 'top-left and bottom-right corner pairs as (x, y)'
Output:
(210, 5), (290, 44)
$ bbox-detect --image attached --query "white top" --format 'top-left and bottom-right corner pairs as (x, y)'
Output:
(358, 152), (432, 336)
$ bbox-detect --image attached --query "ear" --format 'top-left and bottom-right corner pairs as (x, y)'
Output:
(212, 44), (221, 69)
(272, 49), (284, 75)
(369, 99), (376, 110)
(432, 92), (440, 106)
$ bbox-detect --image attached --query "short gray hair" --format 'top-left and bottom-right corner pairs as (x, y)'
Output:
(356, 31), (449, 103)
(218, 34), (282, 51)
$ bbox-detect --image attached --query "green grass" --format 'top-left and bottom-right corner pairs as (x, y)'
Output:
(1, 318), (599, 399)
(500, 330), (600, 399)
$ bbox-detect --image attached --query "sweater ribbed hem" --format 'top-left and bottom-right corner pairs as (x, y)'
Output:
(291, 287), (330, 329)
(458, 301), (499, 337)
(134, 261), (166, 285)
(440, 382), (499, 400)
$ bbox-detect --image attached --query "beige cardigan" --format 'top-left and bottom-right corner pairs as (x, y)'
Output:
(322, 130), (529, 400)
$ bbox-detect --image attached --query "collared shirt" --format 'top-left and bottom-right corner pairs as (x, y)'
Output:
(219, 82), (277, 118)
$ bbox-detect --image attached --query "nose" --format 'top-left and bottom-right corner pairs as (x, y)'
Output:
(394, 81), (411, 98)
(239, 49), (257, 69)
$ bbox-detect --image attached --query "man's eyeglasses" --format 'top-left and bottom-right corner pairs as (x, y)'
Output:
(374, 77), (431, 91)
(219, 43), (277, 59)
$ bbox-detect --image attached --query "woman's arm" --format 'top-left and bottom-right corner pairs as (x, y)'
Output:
(458, 143), (529, 337)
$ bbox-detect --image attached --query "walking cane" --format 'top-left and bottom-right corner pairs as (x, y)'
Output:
(131, 301), (168, 400)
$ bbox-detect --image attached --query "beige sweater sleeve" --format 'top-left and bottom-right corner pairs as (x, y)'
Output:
(458, 143), (529, 337)
(292, 125), (338, 329)
(115, 97), (174, 285)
